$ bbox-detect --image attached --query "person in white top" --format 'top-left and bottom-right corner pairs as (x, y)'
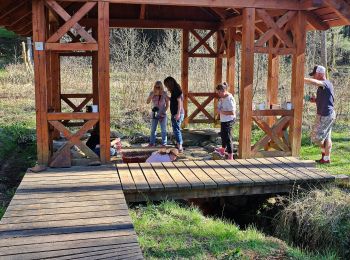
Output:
(215, 82), (236, 160)
(146, 148), (179, 163)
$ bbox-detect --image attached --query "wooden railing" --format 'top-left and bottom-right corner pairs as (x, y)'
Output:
(187, 92), (218, 124)
(251, 109), (293, 157)
(48, 112), (99, 167)
(60, 93), (93, 126)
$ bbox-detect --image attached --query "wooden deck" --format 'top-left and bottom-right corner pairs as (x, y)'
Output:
(117, 157), (335, 202)
(0, 166), (143, 260)
(0, 157), (335, 258)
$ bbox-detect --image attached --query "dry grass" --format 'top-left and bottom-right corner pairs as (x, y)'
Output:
(1, 29), (349, 130)
(274, 186), (350, 259)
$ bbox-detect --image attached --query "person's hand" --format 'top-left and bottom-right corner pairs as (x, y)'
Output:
(175, 113), (180, 121)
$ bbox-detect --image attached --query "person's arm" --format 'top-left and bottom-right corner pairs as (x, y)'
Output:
(304, 78), (326, 88)
(175, 96), (183, 120)
(165, 95), (169, 112)
(146, 91), (154, 104)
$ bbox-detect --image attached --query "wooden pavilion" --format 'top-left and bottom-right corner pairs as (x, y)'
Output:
(0, 0), (349, 166)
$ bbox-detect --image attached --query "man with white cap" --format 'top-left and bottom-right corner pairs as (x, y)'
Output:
(304, 65), (336, 164)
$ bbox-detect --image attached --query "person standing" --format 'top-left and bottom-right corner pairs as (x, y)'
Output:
(164, 76), (184, 152)
(304, 65), (336, 164)
(215, 82), (236, 160)
(146, 81), (169, 147)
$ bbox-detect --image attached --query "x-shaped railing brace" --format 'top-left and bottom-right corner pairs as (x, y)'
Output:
(252, 116), (291, 154)
(45, 0), (96, 43)
(188, 93), (216, 122)
(49, 119), (99, 167)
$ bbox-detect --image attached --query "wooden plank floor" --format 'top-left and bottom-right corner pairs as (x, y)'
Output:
(0, 166), (143, 260)
(117, 157), (335, 202)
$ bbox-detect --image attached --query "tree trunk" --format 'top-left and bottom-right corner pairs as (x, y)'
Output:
(320, 31), (327, 68)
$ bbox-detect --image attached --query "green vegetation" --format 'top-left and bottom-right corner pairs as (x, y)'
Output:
(0, 28), (17, 38)
(300, 131), (350, 175)
(0, 123), (36, 161)
(0, 123), (36, 210)
(0, 28), (23, 68)
(131, 201), (339, 260)
(275, 187), (350, 259)
(0, 205), (6, 219)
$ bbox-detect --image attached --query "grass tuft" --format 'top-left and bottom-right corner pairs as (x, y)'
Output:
(274, 187), (350, 259)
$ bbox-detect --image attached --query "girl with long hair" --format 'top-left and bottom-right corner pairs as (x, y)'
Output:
(164, 76), (184, 152)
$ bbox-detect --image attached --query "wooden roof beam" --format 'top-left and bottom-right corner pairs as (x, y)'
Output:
(16, 23), (32, 35)
(6, 18), (31, 32)
(324, 0), (350, 23)
(139, 4), (146, 19)
(199, 7), (220, 21)
(222, 15), (243, 28)
(222, 10), (287, 29)
(0, 0), (27, 21)
(58, 0), (302, 10)
(210, 7), (227, 21)
(300, 0), (326, 10)
(81, 18), (220, 30)
(305, 11), (330, 29)
(0, 2), (30, 26)
(9, 13), (32, 28)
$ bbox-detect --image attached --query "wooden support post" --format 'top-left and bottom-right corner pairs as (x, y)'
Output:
(98, 1), (110, 163)
(290, 11), (307, 156)
(92, 27), (99, 106)
(46, 49), (54, 152)
(239, 8), (255, 159)
(214, 30), (223, 121)
(32, 0), (50, 165)
(267, 51), (279, 127)
(49, 21), (61, 140)
(51, 53), (61, 114)
(181, 29), (189, 127)
(226, 28), (236, 94)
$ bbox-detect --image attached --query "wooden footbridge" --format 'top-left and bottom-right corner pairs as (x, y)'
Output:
(0, 157), (335, 259)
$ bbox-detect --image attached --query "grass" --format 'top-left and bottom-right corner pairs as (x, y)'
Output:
(0, 122), (36, 161)
(131, 201), (339, 260)
(300, 130), (350, 175)
(0, 205), (6, 219)
(0, 122), (37, 212)
(275, 187), (350, 259)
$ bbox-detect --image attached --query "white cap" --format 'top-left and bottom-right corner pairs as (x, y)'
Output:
(316, 65), (326, 74)
(309, 65), (326, 76)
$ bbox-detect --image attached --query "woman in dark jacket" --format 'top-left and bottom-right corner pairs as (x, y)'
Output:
(164, 76), (184, 152)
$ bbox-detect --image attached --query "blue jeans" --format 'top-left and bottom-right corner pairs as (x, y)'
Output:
(93, 147), (117, 156)
(171, 114), (184, 145)
(150, 117), (167, 145)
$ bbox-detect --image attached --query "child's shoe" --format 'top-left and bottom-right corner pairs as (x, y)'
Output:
(214, 147), (226, 157)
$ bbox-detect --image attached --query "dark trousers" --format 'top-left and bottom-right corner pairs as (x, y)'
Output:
(220, 120), (234, 154)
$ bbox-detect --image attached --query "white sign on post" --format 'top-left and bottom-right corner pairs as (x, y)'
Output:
(34, 42), (44, 51)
